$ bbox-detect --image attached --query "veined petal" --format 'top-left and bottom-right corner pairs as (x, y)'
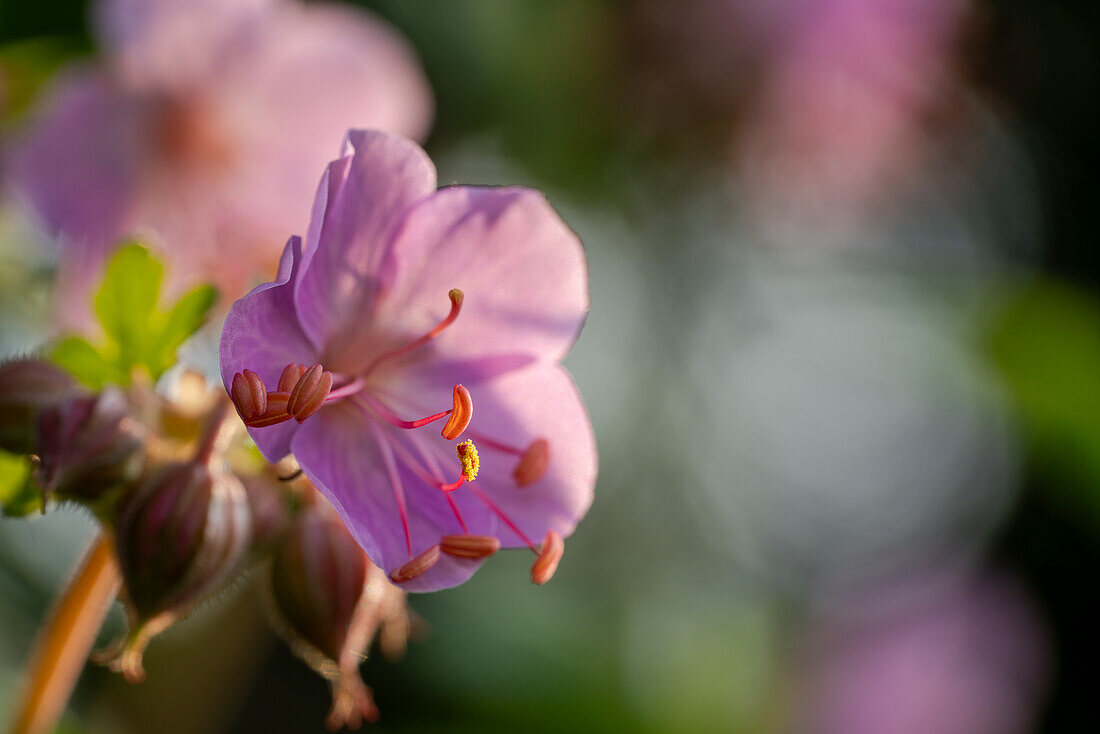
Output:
(220, 236), (316, 460)
(357, 186), (589, 370)
(290, 401), (489, 592)
(294, 130), (437, 360)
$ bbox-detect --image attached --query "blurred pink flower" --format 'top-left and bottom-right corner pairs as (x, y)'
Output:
(739, 0), (970, 219)
(7, 0), (432, 330)
(797, 572), (1050, 734)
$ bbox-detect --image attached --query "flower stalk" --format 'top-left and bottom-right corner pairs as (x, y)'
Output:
(7, 533), (121, 734)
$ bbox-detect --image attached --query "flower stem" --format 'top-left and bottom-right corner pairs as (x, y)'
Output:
(6, 532), (121, 734)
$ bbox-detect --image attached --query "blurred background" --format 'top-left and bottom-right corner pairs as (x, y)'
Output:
(1, 0), (1098, 732)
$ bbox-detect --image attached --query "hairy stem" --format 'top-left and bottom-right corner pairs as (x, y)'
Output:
(7, 532), (121, 734)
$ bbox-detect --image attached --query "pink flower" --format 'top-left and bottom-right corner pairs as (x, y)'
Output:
(797, 573), (1050, 734)
(739, 0), (969, 217)
(7, 0), (432, 330)
(220, 130), (596, 592)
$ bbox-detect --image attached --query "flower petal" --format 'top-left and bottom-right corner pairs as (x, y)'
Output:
(7, 68), (144, 329)
(220, 236), (316, 460)
(294, 130), (437, 358)
(290, 401), (488, 592)
(96, 0), (274, 92)
(356, 186), (589, 370)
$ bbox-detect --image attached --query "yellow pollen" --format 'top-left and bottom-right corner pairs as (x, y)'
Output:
(457, 440), (479, 482)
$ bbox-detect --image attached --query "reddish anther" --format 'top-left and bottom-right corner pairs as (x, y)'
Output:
(287, 364), (333, 422)
(440, 534), (500, 559)
(245, 391), (292, 427)
(531, 529), (564, 585)
(440, 384), (473, 440)
(277, 363), (307, 393)
(389, 545), (441, 583)
(513, 438), (550, 487)
(230, 370), (267, 421)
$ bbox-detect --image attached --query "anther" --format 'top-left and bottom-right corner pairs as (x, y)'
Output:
(230, 370), (267, 421)
(389, 544), (441, 583)
(531, 530), (564, 585)
(440, 384), (473, 440)
(437, 440), (480, 492)
(246, 391), (291, 427)
(277, 363), (306, 393)
(440, 534), (501, 559)
(457, 440), (479, 482)
(287, 364), (333, 422)
(513, 438), (550, 487)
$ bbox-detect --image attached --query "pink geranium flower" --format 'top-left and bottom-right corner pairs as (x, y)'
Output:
(7, 0), (432, 329)
(220, 130), (596, 592)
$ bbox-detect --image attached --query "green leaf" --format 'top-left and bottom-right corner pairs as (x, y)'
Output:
(49, 336), (123, 390)
(146, 284), (217, 377)
(0, 451), (42, 517)
(94, 242), (164, 372)
(53, 243), (216, 386)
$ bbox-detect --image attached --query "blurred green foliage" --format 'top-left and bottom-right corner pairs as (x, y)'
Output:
(0, 450), (41, 516)
(988, 280), (1100, 522)
(50, 244), (216, 388)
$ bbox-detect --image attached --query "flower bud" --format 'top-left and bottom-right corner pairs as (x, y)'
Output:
(266, 498), (414, 728)
(106, 460), (251, 682)
(35, 388), (144, 504)
(0, 358), (78, 453)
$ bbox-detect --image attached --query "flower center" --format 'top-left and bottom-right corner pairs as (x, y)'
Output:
(229, 289), (561, 584)
(153, 96), (234, 173)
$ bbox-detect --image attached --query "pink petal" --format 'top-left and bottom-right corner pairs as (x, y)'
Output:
(294, 130), (437, 358)
(223, 2), (432, 146)
(220, 236), (317, 460)
(358, 186), (589, 370)
(6, 68), (146, 331)
(96, 0), (274, 92)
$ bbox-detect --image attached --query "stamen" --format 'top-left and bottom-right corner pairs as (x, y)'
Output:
(358, 388), (472, 437)
(324, 376), (366, 403)
(531, 530), (564, 585)
(230, 370), (267, 421)
(472, 434), (552, 488)
(457, 440), (479, 481)
(389, 544), (441, 583)
(245, 391), (291, 427)
(435, 440), (480, 492)
(513, 438), (550, 487)
(277, 363), (306, 393)
(287, 364), (333, 422)
(440, 384), (473, 440)
(362, 289), (464, 377)
(440, 534), (501, 559)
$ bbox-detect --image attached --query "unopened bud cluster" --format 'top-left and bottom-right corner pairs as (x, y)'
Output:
(0, 361), (421, 727)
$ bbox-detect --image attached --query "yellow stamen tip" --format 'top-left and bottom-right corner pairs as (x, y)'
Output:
(449, 288), (464, 307)
(456, 439), (479, 482)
